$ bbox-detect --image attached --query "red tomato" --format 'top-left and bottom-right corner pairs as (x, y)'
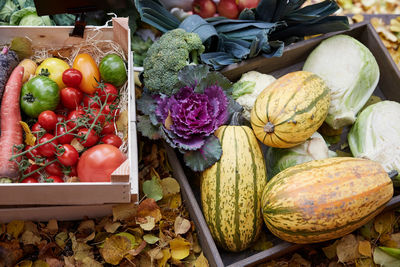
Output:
(21, 177), (39, 183)
(60, 87), (83, 110)
(38, 110), (58, 131)
(66, 109), (85, 129)
(44, 158), (63, 176)
(23, 164), (40, 179)
(77, 144), (126, 182)
(83, 94), (100, 109)
(101, 134), (122, 148)
(62, 68), (83, 88)
(77, 128), (99, 147)
(38, 133), (58, 157)
(32, 122), (46, 138)
(24, 145), (41, 161)
(88, 107), (106, 126)
(101, 121), (116, 135)
(57, 144), (79, 166)
(103, 104), (120, 119)
(54, 124), (74, 144)
(56, 114), (67, 123)
(65, 165), (77, 177)
(97, 83), (118, 103)
(46, 176), (64, 183)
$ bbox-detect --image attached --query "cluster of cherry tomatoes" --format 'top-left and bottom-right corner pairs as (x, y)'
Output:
(21, 68), (123, 183)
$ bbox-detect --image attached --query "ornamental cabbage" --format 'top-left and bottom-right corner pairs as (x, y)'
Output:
(266, 132), (336, 179)
(348, 101), (400, 178)
(303, 35), (379, 130)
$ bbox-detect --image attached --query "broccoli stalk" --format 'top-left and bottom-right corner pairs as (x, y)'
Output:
(142, 28), (205, 95)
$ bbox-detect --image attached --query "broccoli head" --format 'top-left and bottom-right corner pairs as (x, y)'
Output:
(142, 28), (205, 95)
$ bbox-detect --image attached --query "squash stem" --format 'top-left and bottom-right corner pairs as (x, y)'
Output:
(230, 112), (242, 126)
(264, 122), (275, 133)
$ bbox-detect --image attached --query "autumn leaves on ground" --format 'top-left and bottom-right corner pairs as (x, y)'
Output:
(0, 140), (208, 266)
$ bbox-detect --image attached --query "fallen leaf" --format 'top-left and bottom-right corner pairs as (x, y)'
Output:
(382, 233), (400, 248)
(148, 247), (164, 261)
(356, 258), (375, 267)
(174, 216), (191, 235)
(158, 248), (171, 267)
(160, 177), (180, 197)
(352, 14), (364, 23)
(375, 211), (396, 235)
(80, 257), (103, 267)
(115, 232), (139, 249)
(137, 198), (162, 223)
(289, 253), (311, 267)
(55, 232), (68, 249)
(15, 260), (33, 267)
(46, 219), (58, 235)
(194, 252), (209, 267)
(360, 219), (378, 240)
(45, 258), (63, 267)
(0, 240), (24, 266)
(138, 216), (156, 231)
(144, 234), (160, 244)
(336, 234), (360, 263)
(192, 233), (202, 254)
(32, 260), (49, 267)
(21, 231), (41, 246)
(76, 220), (95, 242)
(358, 240), (372, 258)
(373, 247), (400, 266)
(7, 220), (24, 239)
(70, 233), (94, 261)
(20, 121), (36, 146)
(323, 240), (339, 259)
(63, 256), (75, 267)
(113, 202), (137, 222)
(104, 221), (121, 233)
(116, 109), (128, 137)
(143, 176), (163, 201)
(169, 237), (191, 260)
(100, 235), (132, 265)
(251, 231), (274, 251)
(23, 221), (39, 235)
(128, 240), (147, 256)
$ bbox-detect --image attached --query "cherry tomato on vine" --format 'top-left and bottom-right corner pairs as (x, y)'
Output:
(101, 134), (122, 148)
(54, 123), (74, 144)
(44, 158), (63, 177)
(77, 128), (99, 147)
(57, 144), (79, 166)
(62, 68), (82, 88)
(97, 83), (118, 103)
(38, 133), (58, 157)
(83, 94), (100, 109)
(23, 164), (41, 179)
(69, 165), (77, 177)
(24, 145), (41, 161)
(38, 110), (58, 131)
(66, 109), (86, 129)
(32, 122), (46, 138)
(88, 107), (106, 125)
(21, 177), (39, 183)
(101, 121), (116, 135)
(103, 104), (120, 118)
(46, 176), (64, 183)
(60, 87), (83, 110)
(56, 114), (67, 123)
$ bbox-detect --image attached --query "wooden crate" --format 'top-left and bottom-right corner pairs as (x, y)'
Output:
(168, 20), (400, 267)
(0, 18), (138, 207)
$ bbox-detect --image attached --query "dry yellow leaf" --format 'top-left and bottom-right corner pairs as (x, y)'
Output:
(159, 193), (182, 209)
(382, 233), (400, 248)
(19, 121), (36, 146)
(46, 219), (58, 235)
(116, 109), (128, 137)
(80, 257), (103, 267)
(323, 240), (339, 259)
(158, 248), (171, 267)
(70, 138), (85, 153)
(32, 260), (49, 267)
(194, 252), (209, 267)
(336, 234), (360, 263)
(100, 235), (132, 265)
(70, 233), (94, 261)
(374, 211), (396, 235)
(23, 221), (38, 235)
(112, 202), (137, 222)
(192, 233), (202, 254)
(160, 177), (180, 197)
(164, 111), (173, 130)
(7, 220), (24, 239)
(63, 256), (75, 267)
(174, 216), (191, 235)
(138, 215), (156, 231)
(252, 231), (274, 251)
(15, 260), (33, 267)
(21, 231), (41, 246)
(358, 240), (372, 257)
(352, 14), (364, 23)
(104, 221), (121, 233)
(55, 232), (68, 249)
(355, 258), (375, 267)
(148, 247), (164, 261)
(390, 18), (400, 32)
(169, 237), (191, 260)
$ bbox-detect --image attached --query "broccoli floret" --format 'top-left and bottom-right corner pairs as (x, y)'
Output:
(142, 28), (205, 95)
(132, 35), (153, 67)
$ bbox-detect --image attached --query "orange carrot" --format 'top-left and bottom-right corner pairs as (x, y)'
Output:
(0, 66), (24, 181)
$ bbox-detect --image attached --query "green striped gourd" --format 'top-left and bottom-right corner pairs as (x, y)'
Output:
(201, 122), (267, 252)
(261, 157), (393, 244)
(251, 71), (330, 148)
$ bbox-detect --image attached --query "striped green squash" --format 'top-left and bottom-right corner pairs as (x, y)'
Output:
(200, 124), (267, 252)
(261, 157), (393, 244)
(251, 71), (330, 148)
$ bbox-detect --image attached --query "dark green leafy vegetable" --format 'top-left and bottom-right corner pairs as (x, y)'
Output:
(132, 35), (153, 67)
(0, 47), (19, 103)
